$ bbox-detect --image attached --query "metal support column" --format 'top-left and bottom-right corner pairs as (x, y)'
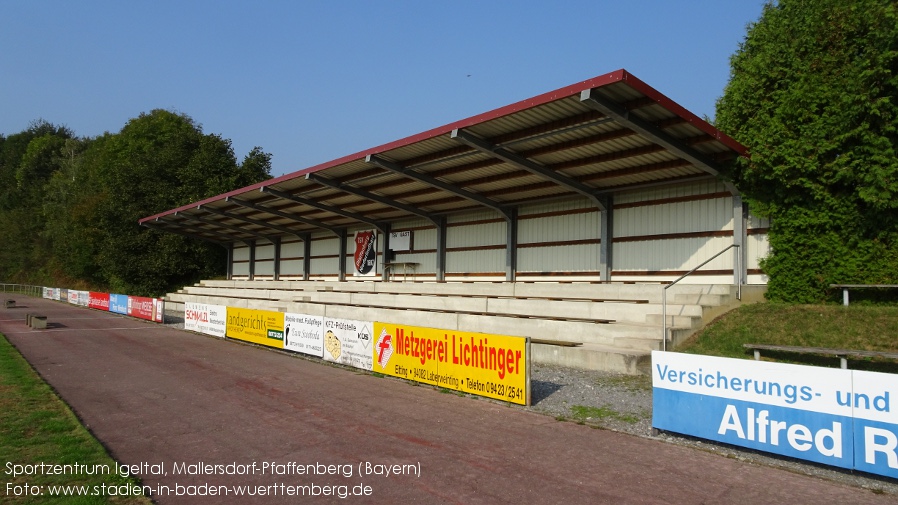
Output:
(506, 209), (518, 282)
(599, 196), (613, 282)
(273, 237), (281, 281)
(248, 240), (256, 281)
(338, 229), (347, 282)
(381, 224), (391, 282)
(226, 243), (233, 280)
(435, 216), (447, 282)
(733, 194), (746, 287)
(302, 233), (312, 281)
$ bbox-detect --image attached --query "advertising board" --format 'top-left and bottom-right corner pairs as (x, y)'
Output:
(652, 351), (898, 478)
(284, 312), (324, 357)
(88, 292), (110, 311)
(128, 296), (162, 322)
(109, 294), (129, 315)
(372, 323), (529, 405)
(58, 288), (68, 301)
(68, 290), (79, 305)
(321, 317), (373, 370)
(184, 302), (226, 338)
(225, 307), (284, 349)
(77, 291), (89, 307)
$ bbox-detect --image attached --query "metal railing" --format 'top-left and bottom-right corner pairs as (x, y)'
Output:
(0, 284), (43, 297)
(661, 245), (741, 351)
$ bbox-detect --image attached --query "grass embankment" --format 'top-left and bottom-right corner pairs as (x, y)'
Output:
(677, 303), (898, 372)
(0, 333), (152, 505)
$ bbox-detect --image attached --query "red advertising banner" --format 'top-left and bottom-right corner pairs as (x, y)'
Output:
(88, 292), (110, 311)
(128, 296), (163, 322)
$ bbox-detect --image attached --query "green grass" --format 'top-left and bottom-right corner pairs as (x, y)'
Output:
(0, 333), (152, 505)
(677, 303), (898, 372)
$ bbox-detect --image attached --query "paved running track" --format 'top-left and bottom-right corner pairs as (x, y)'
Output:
(0, 297), (892, 504)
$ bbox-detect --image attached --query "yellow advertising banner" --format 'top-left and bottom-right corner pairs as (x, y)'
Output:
(372, 322), (529, 405)
(225, 307), (285, 349)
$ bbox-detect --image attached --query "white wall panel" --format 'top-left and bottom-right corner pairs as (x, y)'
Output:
(613, 236), (734, 272)
(614, 197), (733, 238)
(747, 233), (770, 270)
(615, 180), (728, 204)
(518, 244), (598, 272)
(446, 250), (504, 273)
(255, 243), (275, 261)
(232, 246), (249, 262)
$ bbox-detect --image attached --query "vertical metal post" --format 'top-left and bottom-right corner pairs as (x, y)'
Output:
(381, 224), (391, 282)
(273, 237), (281, 281)
(435, 216), (447, 282)
(302, 233), (312, 281)
(505, 208), (518, 282)
(843, 288), (850, 306)
(338, 229), (348, 282)
(662, 286), (668, 352)
(248, 240), (256, 281)
(599, 196), (613, 282)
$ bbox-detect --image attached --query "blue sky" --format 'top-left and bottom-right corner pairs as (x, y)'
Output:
(2, 1), (767, 177)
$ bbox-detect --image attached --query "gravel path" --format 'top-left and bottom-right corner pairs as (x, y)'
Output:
(525, 364), (898, 497)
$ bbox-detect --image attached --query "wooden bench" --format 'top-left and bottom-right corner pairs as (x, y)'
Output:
(743, 343), (898, 369)
(830, 284), (898, 306)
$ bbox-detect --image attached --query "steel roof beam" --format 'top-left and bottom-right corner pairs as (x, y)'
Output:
(177, 211), (277, 244)
(142, 219), (229, 245)
(451, 128), (607, 211)
(259, 186), (387, 233)
(160, 217), (253, 247)
(365, 154), (514, 220)
(226, 197), (341, 237)
(304, 173), (441, 226)
(197, 204), (307, 240)
(579, 88), (738, 195)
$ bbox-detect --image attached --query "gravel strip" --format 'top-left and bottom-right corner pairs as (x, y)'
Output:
(525, 364), (898, 496)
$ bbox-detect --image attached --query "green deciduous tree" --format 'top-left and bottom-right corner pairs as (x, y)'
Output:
(716, 0), (898, 302)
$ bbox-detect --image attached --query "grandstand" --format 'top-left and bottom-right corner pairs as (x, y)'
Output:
(142, 69), (769, 373)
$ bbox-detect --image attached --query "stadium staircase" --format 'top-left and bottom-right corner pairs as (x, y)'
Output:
(164, 280), (765, 374)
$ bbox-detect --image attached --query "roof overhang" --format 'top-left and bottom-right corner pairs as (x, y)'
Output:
(139, 69), (747, 240)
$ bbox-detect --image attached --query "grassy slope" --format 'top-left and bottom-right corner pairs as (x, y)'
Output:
(677, 303), (898, 372)
(0, 333), (151, 505)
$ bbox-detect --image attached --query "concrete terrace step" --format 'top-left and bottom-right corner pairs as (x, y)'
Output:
(183, 284), (709, 326)
(167, 291), (666, 348)
(173, 281), (763, 374)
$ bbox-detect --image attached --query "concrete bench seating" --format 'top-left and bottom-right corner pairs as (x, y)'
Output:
(168, 279), (762, 374)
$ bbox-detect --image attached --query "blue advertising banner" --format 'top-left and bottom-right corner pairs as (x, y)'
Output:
(109, 294), (129, 315)
(652, 352), (898, 478)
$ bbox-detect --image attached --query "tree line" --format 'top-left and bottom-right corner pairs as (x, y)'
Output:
(716, 0), (898, 302)
(0, 110), (271, 296)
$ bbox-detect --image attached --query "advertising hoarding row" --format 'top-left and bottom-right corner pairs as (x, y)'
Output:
(652, 351), (898, 479)
(43, 287), (163, 322)
(184, 301), (529, 405)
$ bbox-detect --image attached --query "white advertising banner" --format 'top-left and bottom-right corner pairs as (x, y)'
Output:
(68, 290), (79, 305)
(652, 351), (898, 479)
(322, 317), (373, 371)
(77, 291), (89, 307)
(283, 312), (324, 357)
(184, 302), (226, 338)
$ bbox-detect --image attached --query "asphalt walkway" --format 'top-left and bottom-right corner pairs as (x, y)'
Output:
(1, 297), (892, 504)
